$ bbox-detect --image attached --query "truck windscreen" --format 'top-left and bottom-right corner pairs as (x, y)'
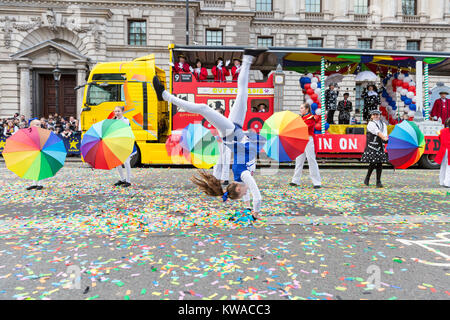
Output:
(87, 83), (125, 106)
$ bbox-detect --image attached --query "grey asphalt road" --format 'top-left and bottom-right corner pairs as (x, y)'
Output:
(0, 163), (448, 300)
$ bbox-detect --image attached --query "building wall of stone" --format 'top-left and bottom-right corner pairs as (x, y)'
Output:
(1, 0), (450, 117)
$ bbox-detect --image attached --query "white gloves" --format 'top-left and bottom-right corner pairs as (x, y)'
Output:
(225, 60), (230, 67)
(236, 66), (241, 73)
(169, 62), (175, 67)
(178, 62), (183, 69)
(217, 61), (223, 68)
(195, 67), (201, 74)
(189, 66), (194, 73)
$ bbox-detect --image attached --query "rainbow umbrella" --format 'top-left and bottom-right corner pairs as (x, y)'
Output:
(81, 119), (135, 170)
(165, 132), (191, 164)
(2, 127), (66, 180)
(260, 111), (309, 162)
(386, 120), (425, 169)
(181, 123), (219, 169)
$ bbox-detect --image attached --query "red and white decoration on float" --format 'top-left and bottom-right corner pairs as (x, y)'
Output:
(393, 73), (418, 120)
(300, 73), (328, 134)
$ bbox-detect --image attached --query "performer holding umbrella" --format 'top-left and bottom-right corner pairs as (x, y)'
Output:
(289, 103), (321, 188)
(112, 106), (136, 187)
(361, 109), (388, 188)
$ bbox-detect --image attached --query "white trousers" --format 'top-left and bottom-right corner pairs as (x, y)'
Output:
(213, 141), (231, 181)
(440, 150), (450, 187)
(291, 137), (321, 186)
(117, 156), (131, 183)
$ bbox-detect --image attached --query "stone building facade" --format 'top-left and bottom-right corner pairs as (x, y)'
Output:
(1, 0), (450, 119)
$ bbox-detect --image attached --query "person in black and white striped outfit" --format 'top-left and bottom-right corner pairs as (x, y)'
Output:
(361, 109), (389, 188)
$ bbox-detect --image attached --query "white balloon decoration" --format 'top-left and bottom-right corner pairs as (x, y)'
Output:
(398, 73), (405, 80)
(310, 82), (318, 89)
(406, 92), (414, 99)
(311, 77), (319, 83)
(305, 94), (311, 100)
(315, 108), (321, 115)
(404, 76), (411, 83)
(307, 99), (314, 105)
(314, 88), (322, 95)
(307, 73), (313, 78)
(400, 89), (408, 96)
(408, 111), (415, 117)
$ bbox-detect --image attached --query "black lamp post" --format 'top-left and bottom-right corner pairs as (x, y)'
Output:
(186, 0), (189, 45)
(52, 65), (61, 115)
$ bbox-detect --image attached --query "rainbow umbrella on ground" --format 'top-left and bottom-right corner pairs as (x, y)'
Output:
(260, 111), (309, 162)
(181, 123), (219, 169)
(386, 120), (425, 169)
(2, 127), (66, 180)
(165, 132), (191, 164)
(81, 119), (135, 170)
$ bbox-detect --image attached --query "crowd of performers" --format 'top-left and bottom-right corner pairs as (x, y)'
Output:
(171, 54), (243, 83)
(16, 48), (450, 222)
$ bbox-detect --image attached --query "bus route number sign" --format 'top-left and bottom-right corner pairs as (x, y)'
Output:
(174, 73), (192, 82)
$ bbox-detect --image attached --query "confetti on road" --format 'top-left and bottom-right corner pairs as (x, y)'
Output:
(0, 165), (448, 300)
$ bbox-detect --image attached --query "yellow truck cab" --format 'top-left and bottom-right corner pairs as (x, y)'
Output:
(81, 54), (173, 166)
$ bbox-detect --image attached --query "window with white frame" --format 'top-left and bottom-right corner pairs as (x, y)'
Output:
(402, 0), (416, 16)
(308, 38), (323, 48)
(358, 39), (372, 49)
(257, 37), (273, 47)
(128, 20), (146, 46)
(206, 29), (223, 46)
(406, 40), (420, 51)
(305, 0), (321, 13)
(354, 0), (369, 14)
(256, 0), (272, 12)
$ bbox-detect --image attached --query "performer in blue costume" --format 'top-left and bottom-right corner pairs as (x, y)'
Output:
(153, 48), (267, 220)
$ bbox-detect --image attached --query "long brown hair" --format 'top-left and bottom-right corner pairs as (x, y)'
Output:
(190, 170), (240, 200)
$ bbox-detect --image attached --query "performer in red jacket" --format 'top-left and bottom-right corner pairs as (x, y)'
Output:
(173, 54), (190, 73)
(192, 59), (208, 81)
(211, 57), (230, 82)
(231, 58), (242, 82)
(436, 118), (450, 187)
(431, 91), (450, 124)
(290, 103), (321, 188)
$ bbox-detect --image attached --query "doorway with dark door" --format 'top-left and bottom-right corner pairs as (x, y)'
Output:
(40, 73), (77, 118)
